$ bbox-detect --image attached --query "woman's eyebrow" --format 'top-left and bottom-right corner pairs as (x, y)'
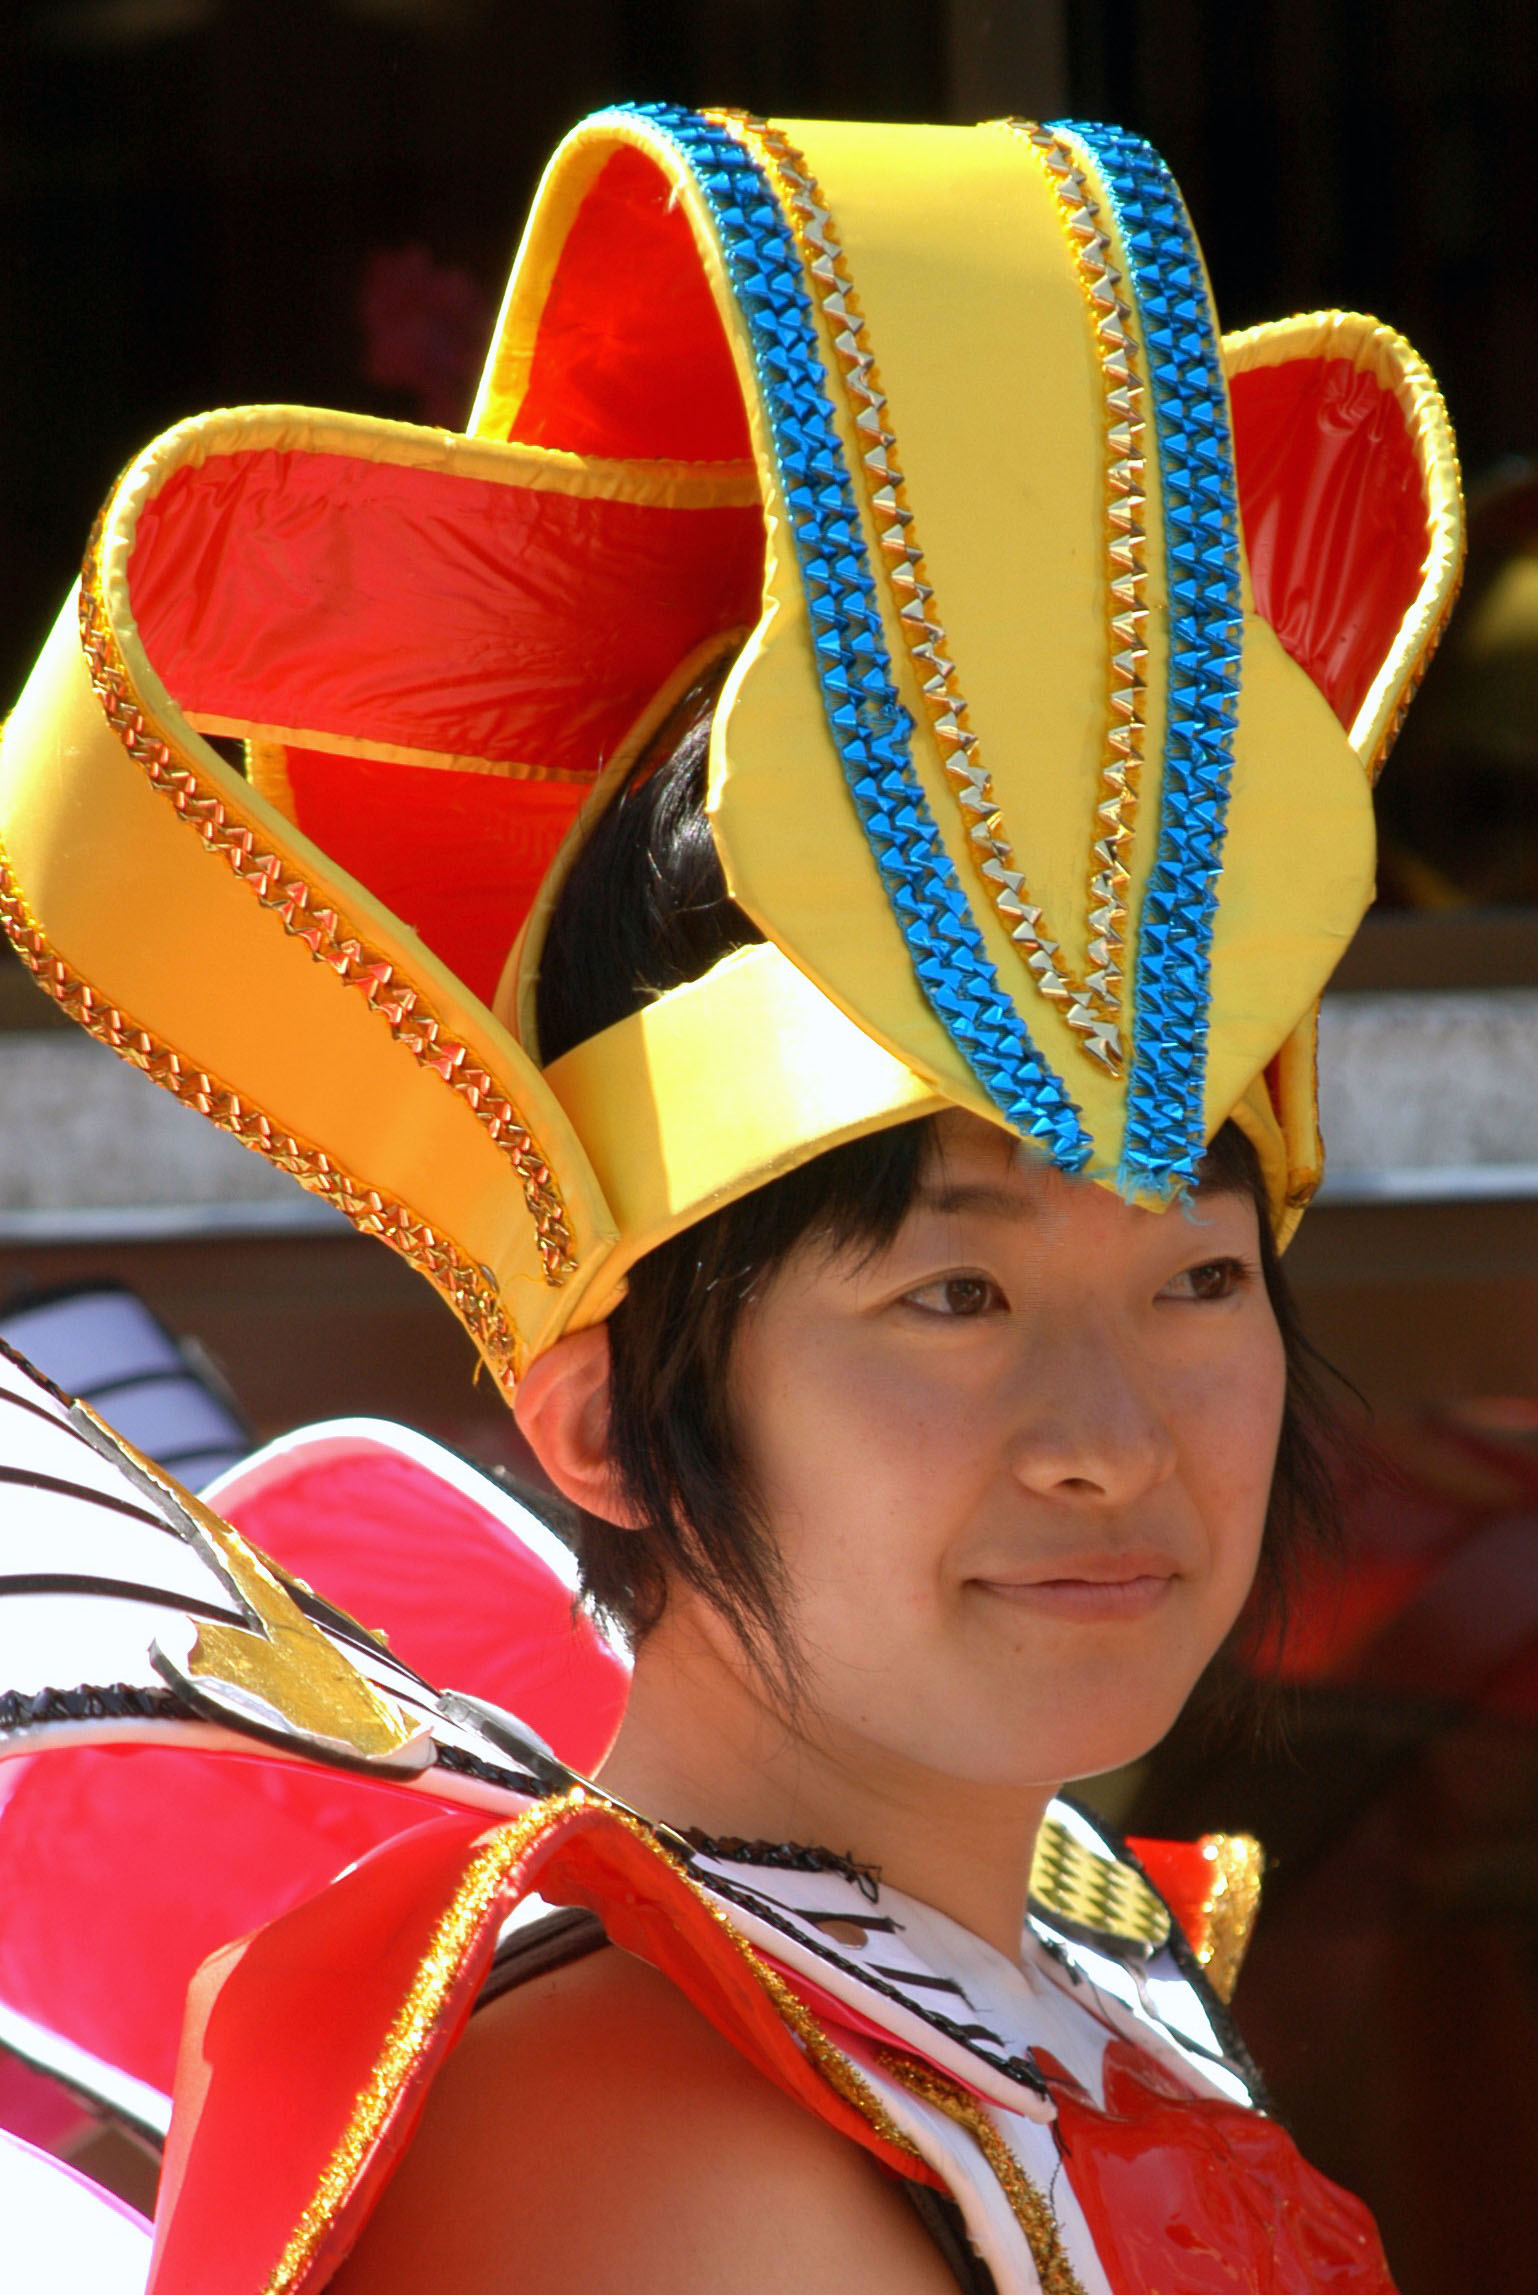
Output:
(915, 1179), (1034, 1221)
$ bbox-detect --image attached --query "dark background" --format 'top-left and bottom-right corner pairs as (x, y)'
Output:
(4, 6), (1538, 2288)
(1, 0), (1535, 705)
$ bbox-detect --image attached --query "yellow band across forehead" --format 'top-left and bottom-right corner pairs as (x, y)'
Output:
(543, 942), (946, 1326)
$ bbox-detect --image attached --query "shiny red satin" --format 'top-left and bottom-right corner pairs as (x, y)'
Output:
(132, 451), (760, 778)
(1042, 2042), (1398, 2293)
(149, 1802), (938, 2295)
(275, 753), (581, 1007)
(1231, 355), (1428, 735)
(509, 147), (751, 460)
(1124, 1834), (1222, 1960)
(127, 437), (761, 1004)
(150, 1808), (496, 2295)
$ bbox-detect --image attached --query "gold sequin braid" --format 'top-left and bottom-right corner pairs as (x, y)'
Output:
(0, 833), (527, 1392)
(1013, 121), (1153, 1074)
(1190, 1831), (1266, 2004)
(75, 525), (576, 1282)
(566, 1796), (930, 2170)
(716, 108), (1126, 1078)
(262, 1800), (575, 2292)
(878, 2048), (1088, 2295)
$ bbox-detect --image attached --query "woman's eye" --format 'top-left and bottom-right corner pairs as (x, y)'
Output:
(905, 1274), (1005, 1319)
(1162, 1257), (1246, 1303)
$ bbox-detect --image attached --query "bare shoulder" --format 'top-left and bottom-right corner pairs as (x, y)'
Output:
(331, 1942), (957, 2294)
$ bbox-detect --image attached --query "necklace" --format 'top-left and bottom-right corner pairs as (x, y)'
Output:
(681, 1828), (884, 1905)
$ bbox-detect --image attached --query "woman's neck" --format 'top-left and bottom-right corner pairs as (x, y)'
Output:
(596, 1607), (1056, 1961)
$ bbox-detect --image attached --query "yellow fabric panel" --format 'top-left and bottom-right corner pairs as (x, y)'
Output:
(117, 401), (758, 510)
(542, 942), (946, 1321)
(0, 583), (617, 1371)
(710, 118), (1374, 1193)
(1202, 615), (1376, 1136)
(790, 120), (1145, 1038)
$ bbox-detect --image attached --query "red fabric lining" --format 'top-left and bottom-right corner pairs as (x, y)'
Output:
(510, 146), (753, 461)
(278, 751), (582, 1006)
(131, 450), (761, 774)
(1232, 355), (1429, 731)
(127, 442), (761, 994)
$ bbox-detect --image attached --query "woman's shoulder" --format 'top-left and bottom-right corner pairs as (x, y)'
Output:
(330, 1943), (958, 2295)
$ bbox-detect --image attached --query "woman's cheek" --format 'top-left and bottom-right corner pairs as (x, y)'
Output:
(1190, 1335), (1284, 1609)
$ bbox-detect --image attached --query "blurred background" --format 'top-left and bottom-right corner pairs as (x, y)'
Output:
(0, 2), (1536, 2287)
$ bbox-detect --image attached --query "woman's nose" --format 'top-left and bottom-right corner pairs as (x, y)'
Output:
(1006, 1332), (1177, 1505)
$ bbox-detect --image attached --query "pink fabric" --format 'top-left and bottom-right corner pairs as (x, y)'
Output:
(217, 1443), (627, 1764)
(0, 2049), (90, 2152)
(0, 1431), (627, 2121)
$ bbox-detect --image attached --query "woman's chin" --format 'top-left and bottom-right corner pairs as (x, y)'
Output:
(898, 1681), (1195, 1795)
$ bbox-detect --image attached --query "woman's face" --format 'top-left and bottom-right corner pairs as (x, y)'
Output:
(725, 1110), (1287, 1790)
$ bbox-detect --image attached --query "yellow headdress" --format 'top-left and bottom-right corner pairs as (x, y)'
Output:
(0, 108), (1462, 1395)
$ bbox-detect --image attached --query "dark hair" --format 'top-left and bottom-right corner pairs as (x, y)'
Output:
(536, 669), (1340, 1678)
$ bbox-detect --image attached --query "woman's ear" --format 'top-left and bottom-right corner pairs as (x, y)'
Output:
(514, 1325), (639, 1526)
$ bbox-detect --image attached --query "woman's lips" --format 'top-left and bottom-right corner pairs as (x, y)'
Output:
(970, 1563), (1179, 1622)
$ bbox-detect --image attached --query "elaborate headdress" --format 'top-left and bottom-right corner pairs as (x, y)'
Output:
(0, 108), (1461, 1394)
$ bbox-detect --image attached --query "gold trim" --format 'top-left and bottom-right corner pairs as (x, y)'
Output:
(541, 943), (946, 1327)
(263, 1792), (928, 2293)
(1019, 122), (1152, 1071)
(720, 110), (1132, 1079)
(262, 1801), (568, 2293)
(77, 528), (576, 1286)
(1191, 1832), (1265, 2004)
(75, 1404), (426, 1766)
(0, 837), (527, 1392)
(126, 401), (760, 510)
(192, 714), (593, 785)
(246, 734), (298, 820)
(877, 2049), (1088, 2295)
(579, 1799), (927, 2171)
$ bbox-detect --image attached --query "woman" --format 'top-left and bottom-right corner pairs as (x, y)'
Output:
(335, 667), (1365, 2294)
(0, 105), (1461, 2292)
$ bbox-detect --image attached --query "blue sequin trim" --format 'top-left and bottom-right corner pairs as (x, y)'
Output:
(1055, 122), (1244, 1194)
(605, 104), (1092, 1171)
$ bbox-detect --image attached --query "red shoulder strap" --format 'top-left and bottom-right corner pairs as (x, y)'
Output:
(149, 1792), (934, 2295)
